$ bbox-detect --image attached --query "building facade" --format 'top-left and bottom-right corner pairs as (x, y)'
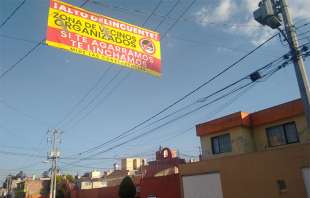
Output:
(15, 178), (49, 198)
(196, 99), (310, 159)
(180, 99), (310, 198)
(121, 158), (146, 172)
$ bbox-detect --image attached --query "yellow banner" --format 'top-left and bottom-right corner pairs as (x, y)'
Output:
(46, 0), (161, 77)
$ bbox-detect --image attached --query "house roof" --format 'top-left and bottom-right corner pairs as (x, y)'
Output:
(196, 99), (304, 136)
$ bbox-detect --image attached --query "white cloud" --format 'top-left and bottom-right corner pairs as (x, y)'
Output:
(243, 0), (260, 13)
(230, 19), (276, 45)
(194, 0), (310, 45)
(289, 0), (310, 19)
(195, 0), (236, 26)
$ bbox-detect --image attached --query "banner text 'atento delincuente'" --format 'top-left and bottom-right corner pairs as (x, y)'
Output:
(46, 0), (161, 77)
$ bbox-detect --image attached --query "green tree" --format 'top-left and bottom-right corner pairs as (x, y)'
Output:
(55, 175), (73, 198)
(65, 175), (74, 183)
(118, 176), (136, 198)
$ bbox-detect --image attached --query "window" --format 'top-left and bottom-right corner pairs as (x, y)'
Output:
(266, 122), (299, 147)
(211, 134), (232, 154)
(133, 159), (137, 170)
(277, 179), (287, 193)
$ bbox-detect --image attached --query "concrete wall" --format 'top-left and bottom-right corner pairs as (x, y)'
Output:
(253, 115), (310, 151)
(71, 174), (180, 198)
(180, 143), (310, 198)
(200, 126), (255, 159)
(140, 174), (180, 198)
(71, 186), (119, 198)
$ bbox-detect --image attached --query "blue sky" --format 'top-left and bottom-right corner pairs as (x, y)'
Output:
(0, 0), (309, 181)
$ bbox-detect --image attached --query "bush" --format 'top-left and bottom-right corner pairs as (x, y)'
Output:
(118, 176), (136, 198)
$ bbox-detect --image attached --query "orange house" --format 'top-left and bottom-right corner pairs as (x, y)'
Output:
(180, 99), (310, 198)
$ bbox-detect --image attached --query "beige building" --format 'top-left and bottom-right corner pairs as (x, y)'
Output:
(15, 178), (50, 198)
(180, 99), (310, 198)
(77, 171), (106, 190)
(78, 178), (107, 190)
(121, 158), (146, 172)
(196, 99), (310, 159)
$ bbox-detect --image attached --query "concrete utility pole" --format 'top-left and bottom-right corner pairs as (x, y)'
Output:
(279, 0), (310, 127)
(254, 0), (310, 127)
(48, 129), (62, 198)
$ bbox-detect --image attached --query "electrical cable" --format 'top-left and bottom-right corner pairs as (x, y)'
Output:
(74, 33), (279, 157)
(0, 41), (42, 80)
(0, 98), (51, 127)
(91, 0), (189, 24)
(0, 34), (40, 45)
(296, 22), (310, 30)
(83, 67), (286, 160)
(297, 30), (310, 37)
(59, 161), (110, 170)
(57, 0), (165, 130)
(90, 0), (262, 29)
(80, 83), (256, 161)
(143, 0), (164, 26)
(0, 150), (46, 159)
(0, 0), (26, 29)
(150, 82), (258, 147)
(61, 68), (122, 130)
(0, 0), (91, 80)
(55, 65), (113, 128)
(154, 0), (181, 30)
(64, 56), (291, 168)
(161, 0), (198, 39)
(65, 71), (131, 131)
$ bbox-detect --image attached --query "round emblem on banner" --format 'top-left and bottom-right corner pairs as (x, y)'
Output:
(140, 38), (156, 54)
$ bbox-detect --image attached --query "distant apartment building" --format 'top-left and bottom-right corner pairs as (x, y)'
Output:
(142, 147), (185, 178)
(0, 187), (7, 198)
(69, 147), (185, 198)
(15, 177), (50, 198)
(121, 158), (146, 172)
(77, 171), (106, 190)
(179, 99), (310, 198)
(4, 176), (23, 198)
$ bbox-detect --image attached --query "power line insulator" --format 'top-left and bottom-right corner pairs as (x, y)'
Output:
(302, 45), (309, 52)
(250, 71), (262, 82)
(283, 53), (290, 60)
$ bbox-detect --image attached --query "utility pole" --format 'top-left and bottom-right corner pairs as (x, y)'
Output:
(279, 0), (310, 128)
(254, 0), (310, 127)
(47, 129), (62, 198)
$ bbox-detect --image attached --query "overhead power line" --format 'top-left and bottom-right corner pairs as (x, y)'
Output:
(0, 149), (45, 159)
(61, 68), (123, 129)
(55, 65), (113, 128)
(0, 0), (26, 29)
(0, 41), (42, 80)
(80, 0), (91, 7)
(298, 30), (310, 37)
(84, 63), (289, 159)
(65, 71), (131, 131)
(155, 0), (181, 30)
(0, 34), (39, 45)
(0, 0), (91, 80)
(90, 0), (262, 29)
(0, 98), (51, 127)
(145, 83), (258, 147)
(161, 0), (198, 39)
(59, 161), (110, 170)
(55, 0), (166, 131)
(143, 0), (164, 25)
(75, 33), (278, 157)
(296, 22), (310, 30)
(64, 54), (292, 168)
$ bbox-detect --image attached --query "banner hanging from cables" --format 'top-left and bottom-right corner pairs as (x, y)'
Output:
(46, 0), (161, 77)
